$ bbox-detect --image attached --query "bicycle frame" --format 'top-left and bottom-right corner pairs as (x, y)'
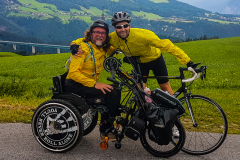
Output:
(144, 68), (198, 126)
(105, 50), (206, 135)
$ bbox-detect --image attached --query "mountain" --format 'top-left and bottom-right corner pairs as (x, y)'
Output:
(0, 0), (240, 45)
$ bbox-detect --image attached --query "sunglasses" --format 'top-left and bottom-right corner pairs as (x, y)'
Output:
(115, 23), (129, 29)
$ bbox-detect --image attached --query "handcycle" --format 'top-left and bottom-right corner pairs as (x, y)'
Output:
(31, 50), (192, 158)
(123, 51), (228, 155)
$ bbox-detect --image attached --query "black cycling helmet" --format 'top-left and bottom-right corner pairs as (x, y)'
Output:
(111, 11), (131, 26)
(90, 19), (109, 34)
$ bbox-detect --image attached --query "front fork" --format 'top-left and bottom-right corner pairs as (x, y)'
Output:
(184, 93), (198, 127)
(178, 68), (199, 128)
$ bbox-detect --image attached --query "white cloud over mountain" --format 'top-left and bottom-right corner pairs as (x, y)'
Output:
(177, 0), (240, 15)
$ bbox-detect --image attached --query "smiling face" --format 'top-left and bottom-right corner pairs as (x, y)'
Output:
(114, 22), (131, 39)
(91, 27), (107, 47)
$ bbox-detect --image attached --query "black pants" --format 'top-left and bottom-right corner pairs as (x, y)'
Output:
(127, 54), (169, 84)
(63, 79), (121, 121)
(138, 54), (169, 84)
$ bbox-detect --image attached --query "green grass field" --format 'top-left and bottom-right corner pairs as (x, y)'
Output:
(0, 37), (240, 134)
(132, 11), (164, 20)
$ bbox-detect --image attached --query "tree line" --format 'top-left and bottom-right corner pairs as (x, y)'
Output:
(181, 35), (219, 43)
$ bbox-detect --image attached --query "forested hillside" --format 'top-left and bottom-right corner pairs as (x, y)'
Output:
(0, 0), (240, 45)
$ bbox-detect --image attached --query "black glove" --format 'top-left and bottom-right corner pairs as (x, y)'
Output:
(70, 44), (79, 55)
(187, 61), (198, 68)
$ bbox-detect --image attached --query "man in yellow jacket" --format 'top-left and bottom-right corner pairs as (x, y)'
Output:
(64, 20), (118, 139)
(73, 12), (196, 95)
(110, 12), (197, 138)
(110, 11), (197, 95)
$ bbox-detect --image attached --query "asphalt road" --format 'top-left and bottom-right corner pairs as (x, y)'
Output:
(0, 123), (239, 160)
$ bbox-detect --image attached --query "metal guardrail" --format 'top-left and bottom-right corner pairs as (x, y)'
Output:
(0, 40), (69, 54)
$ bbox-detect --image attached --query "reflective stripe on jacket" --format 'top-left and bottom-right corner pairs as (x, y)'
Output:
(66, 41), (115, 87)
(109, 28), (191, 65)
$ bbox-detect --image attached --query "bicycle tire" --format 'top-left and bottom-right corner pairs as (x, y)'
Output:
(32, 99), (84, 152)
(140, 119), (186, 158)
(82, 110), (98, 136)
(179, 95), (228, 155)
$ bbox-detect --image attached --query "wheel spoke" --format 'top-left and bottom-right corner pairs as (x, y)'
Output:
(180, 95), (228, 155)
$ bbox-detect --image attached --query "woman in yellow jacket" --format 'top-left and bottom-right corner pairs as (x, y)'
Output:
(64, 20), (118, 138)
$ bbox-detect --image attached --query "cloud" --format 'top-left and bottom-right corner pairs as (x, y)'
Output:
(176, 0), (240, 15)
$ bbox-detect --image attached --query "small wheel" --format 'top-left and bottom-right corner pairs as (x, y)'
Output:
(104, 57), (119, 72)
(82, 109), (98, 136)
(140, 119), (185, 158)
(31, 99), (83, 152)
(100, 141), (108, 150)
(179, 95), (228, 155)
(115, 142), (121, 149)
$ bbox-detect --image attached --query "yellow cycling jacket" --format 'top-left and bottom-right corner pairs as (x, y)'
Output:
(66, 41), (115, 87)
(109, 28), (191, 65)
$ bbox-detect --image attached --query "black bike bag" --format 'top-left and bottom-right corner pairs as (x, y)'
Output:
(125, 116), (145, 141)
(146, 103), (178, 145)
(151, 88), (185, 115)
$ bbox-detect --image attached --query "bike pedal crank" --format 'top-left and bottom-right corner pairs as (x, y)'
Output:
(100, 137), (109, 150)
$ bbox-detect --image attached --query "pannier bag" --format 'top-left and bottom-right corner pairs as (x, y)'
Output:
(151, 88), (185, 115)
(146, 103), (179, 145)
(125, 116), (145, 141)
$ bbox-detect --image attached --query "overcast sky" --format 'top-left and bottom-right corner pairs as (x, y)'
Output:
(176, 0), (239, 15)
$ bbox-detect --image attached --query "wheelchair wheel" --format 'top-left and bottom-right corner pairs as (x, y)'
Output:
(140, 119), (185, 158)
(82, 109), (98, 136)
(32, 99), (83, 152)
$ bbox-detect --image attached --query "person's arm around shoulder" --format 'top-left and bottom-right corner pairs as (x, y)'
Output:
(67, 43), (91, 84)
(70, 38), (85, 58)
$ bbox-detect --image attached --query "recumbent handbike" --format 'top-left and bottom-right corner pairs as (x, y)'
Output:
(31, 50), (186, 158)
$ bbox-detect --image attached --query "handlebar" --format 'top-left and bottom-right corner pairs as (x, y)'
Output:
(181, 66), (207, 83)
(181, 67), (199, 83)
(107, 77), (120, 84)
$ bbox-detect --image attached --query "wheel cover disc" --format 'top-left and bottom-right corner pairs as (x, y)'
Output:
(33, 103), (79, 151)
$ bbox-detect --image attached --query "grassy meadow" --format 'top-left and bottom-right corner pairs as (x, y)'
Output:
(0, 37), (240, 134)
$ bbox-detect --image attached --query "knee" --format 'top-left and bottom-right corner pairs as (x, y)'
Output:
(159, 82), (173, 95)
(160, 82), (170, 88)
(111, 88), (118, 96)
(106, 88), (119, 99)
